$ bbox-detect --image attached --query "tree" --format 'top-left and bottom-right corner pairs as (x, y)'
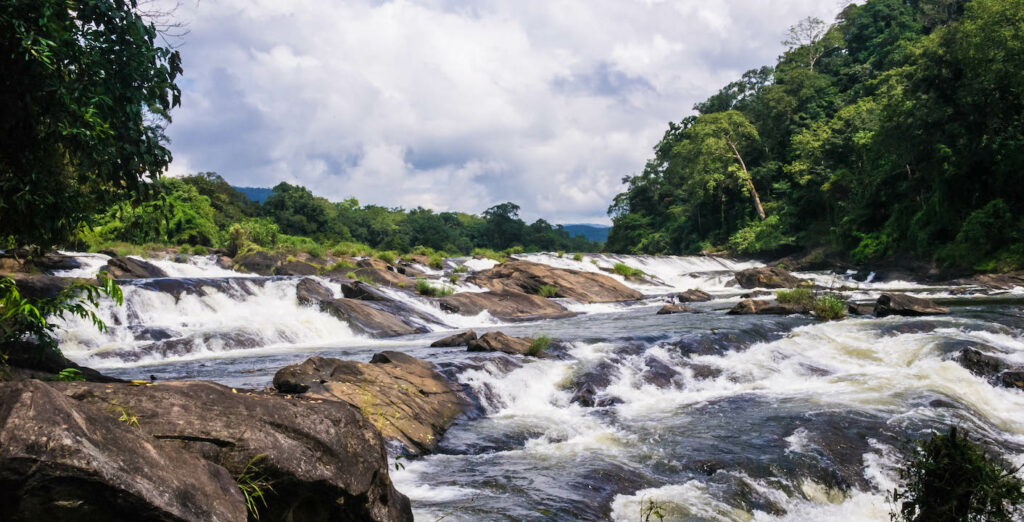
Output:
(677, 111), (767, 221)
(783, 17), (841, 73)
(0, 0), (182, 250)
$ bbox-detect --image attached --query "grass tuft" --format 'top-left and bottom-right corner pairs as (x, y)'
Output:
(776, 288), (814, 307)
(537, 284), (559, 298)
(526, 335), (550, 357)
(812, 295), (847, 320)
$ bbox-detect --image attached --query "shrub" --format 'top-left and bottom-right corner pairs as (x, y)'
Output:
(428, 254), (444, 269)
(416, 278), (453, 297)
(448, 273), (459, 284)
(613, 263), (645, 279)
(812, 295), (847, 320)
(537, 284), (559, 298)
(726, 215), (795, 254)
(573, 253), (584, 262)
(331, 241), (375, 257)
(891, 426), (1024, 522)
(557, 251), (565, 258)
(526, 336), (550, 357)
(228, 218), (279, 256)
(453, 264), (468, 274)
(472, 248), (507, 262)
(322, 260), (356, 274)
(504, 246), (524, 255)
(851, 231), (893, 265)
(376, 251), (397, 265)
(192, 245), (208, 255)
(776, 288), (814, 307)
(345, 271), (357, 280)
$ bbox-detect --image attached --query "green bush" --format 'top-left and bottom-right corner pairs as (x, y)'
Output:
(557, 251), (565, 258)
(322, 260), (356, 274)
(851, 231), (893, 265)
(228, 218), (279, 256)
(537, 284), (559, 298)
(428, 254), (444, 269)
(526, 336), (550, 357)
(192, 245), (208, 255)
(776, 288), (814, 307)
(415, 278), (453, 297)
(345, 271), (357, 280)
(376, 251), (397, 265)
(891, 426), (1024, 522)
(726, 215), (795, 254)
(573, 253), (584, 261)
(612, 263), (645, 279)
(472, 248), (507, 262)
(331, 241), (375, 258)
(453, 264), (469, 274)
(448, 273), (459, 284)
(812, 295), (847, 320)
(504, 246), (524, 255)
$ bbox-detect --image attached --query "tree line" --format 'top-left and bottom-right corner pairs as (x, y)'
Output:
(607, 0), (1024, 272)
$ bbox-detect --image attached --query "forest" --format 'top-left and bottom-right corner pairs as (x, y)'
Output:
(67, 173), (599, 259)
(606, 0), (1024, 272)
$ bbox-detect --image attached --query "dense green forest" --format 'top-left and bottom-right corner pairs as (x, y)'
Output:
(607, 0), (1024, 272)
(69, 173), (599, 258)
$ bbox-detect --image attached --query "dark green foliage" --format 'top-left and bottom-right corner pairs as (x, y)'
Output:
(891, 426), (1024, 522)
(526, 336), (550, 357)
(607, 0), (1024, 270)
(0, 0), (181, 251)
(415, 278), (453, 297)
(776, 288), (814, 307)
(812, 295), (847, 320)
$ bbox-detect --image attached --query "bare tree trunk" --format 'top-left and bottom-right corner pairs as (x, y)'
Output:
(728, 140), (767, 221)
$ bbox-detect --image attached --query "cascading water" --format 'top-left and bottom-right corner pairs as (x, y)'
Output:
(48, 251), (1024, 520)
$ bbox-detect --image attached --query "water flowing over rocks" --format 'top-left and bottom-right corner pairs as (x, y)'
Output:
(296, 277), (333, 305)
(955, 347), (1024, 390)
(274, 353), (468, 455)
(468, 260), (642, 302)
(104, 256), (168, 279)
(873, 292), (949, 317)
(52, 379), (412, 521)
(274, 260), (320, 276)
(0, 380), (246, 522)
(440, 290), (575, 322)
(733, 266), (806, 289)
(430, 330), (478, 347)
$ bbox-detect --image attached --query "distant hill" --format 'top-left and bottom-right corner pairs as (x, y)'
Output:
(560, 224), (609, 243)
(233, 186), (273, 204)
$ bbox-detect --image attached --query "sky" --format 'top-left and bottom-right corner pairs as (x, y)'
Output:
(164, 0), (844, 225)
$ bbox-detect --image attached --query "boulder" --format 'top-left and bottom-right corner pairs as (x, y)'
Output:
(734, 267), (805, 289)
(296, 277), (334, 306)
(340, 280), (391, 301)
(357, 258), (393, 271)
(873, 293), (949, 317)
(467, 331), (533, 355)
(468, 260), (642, 303)
(642, 356), (680, 388)
(275, 260), (319, 276)
(320, 298), (420, 337)
(30, 252), (81, 272)
(657, 304), (693, 315)
(215, 255), (234, 270)
(846, 301), (876, 316)
(956, 347), (1007, 377)
(728, 299), (810, 315)
(1001, 370), (1024, 390)
(430, 330), (478, 347)
(0, 380), (245, 522)
(11, 274), (80, 300)
(274, 353), (467, 456)
(353, 267), (414, 288)
(953, 271), (1024, 291)
(674, 289), (712, 303)
(104, 256), (168, 279)
(439, 290), (576, 322)
(55, 379), (412, 521)
(233, 250), (278, 275)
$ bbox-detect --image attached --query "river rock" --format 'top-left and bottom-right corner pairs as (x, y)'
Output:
(733, 267), (805, 289)
(956, 347), (1007, 376)
(953, 271), (1024, 291)
(215, 255), (234, 270)
(674, 289), (712, 302)
(296, 277), (334, 306)
(275, 260), (319, 276)
(468, 260), (642, 303)
(55, 379), (412, 521)
(467, 331), (533, 355)
(873, 293), (949, 317)
(274, 353), (467, 455)
(30, 252), (81, 272)
(1001, 370), (1024, 390)
(728, 299), (810, 315)
(233, 250), (278, 275)
(846, 301), (875, 316)
(657, 303), (694, 315)
(340, 279), (391, 301)
(439, 290), (576, 322)
(353, 267), (415, 288)
(104, 256), (168, 279)
(10, 274), (80, 300)
(0, 380), (246, 522)
(431, 330), (478, 347)
(642, 355), (681, 387)
(320, 298), (420, 337)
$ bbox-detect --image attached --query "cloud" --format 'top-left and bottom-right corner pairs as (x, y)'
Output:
(164, 0), (842, 224)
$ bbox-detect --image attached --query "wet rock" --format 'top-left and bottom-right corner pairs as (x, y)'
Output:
(274, 353), (467, 456)
(877, 320), (942, 336)
(728, 299), (810, 315)
(320, 298), (420, 337)
(846, 301), (875, 316)
(0, 380), (245, 522)
(10, 274), (80, 300)
(275, 260), (319, 276)
(104, 256), (168, 279)
(687, 363), (723, 380)
(674, 289), (712, 302)
(30, 252), (81, 272)
(99, 332), (266, 363)
(873, 293), (949, 317)
(431, 330), (478, 347)
(566, 360), (621, 408)
(740, 290), (773, 299)
(340, 279), (391, 301)
(734, 266), (806, 289)
(642, 356), (680, 387)
(215, 255), (234, 270)
(468, 260), (642, 303)
(953, 271), (1024, 291)
(956, 347), (1007, 377)
(296, 277), (334, 306)
(233, 250), (278, 275)
(439, 290), (576, 322)
(1001, 370), (1024, 390)
(467, 331), (533, 355)
(657, 303), (693, 315)
(56, 379), (412, 521)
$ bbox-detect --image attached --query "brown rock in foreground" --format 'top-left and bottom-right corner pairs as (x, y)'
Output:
(469, 260), (642, 303)
(0, 380), (245, 522)
(727, 299), (810, 315)
(54, 379), (411, 521)
(873, 293), (949, 317)
(733, 267), (805, 289)
(274, 353), (468, 455)
(440, 290), (576, 322)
